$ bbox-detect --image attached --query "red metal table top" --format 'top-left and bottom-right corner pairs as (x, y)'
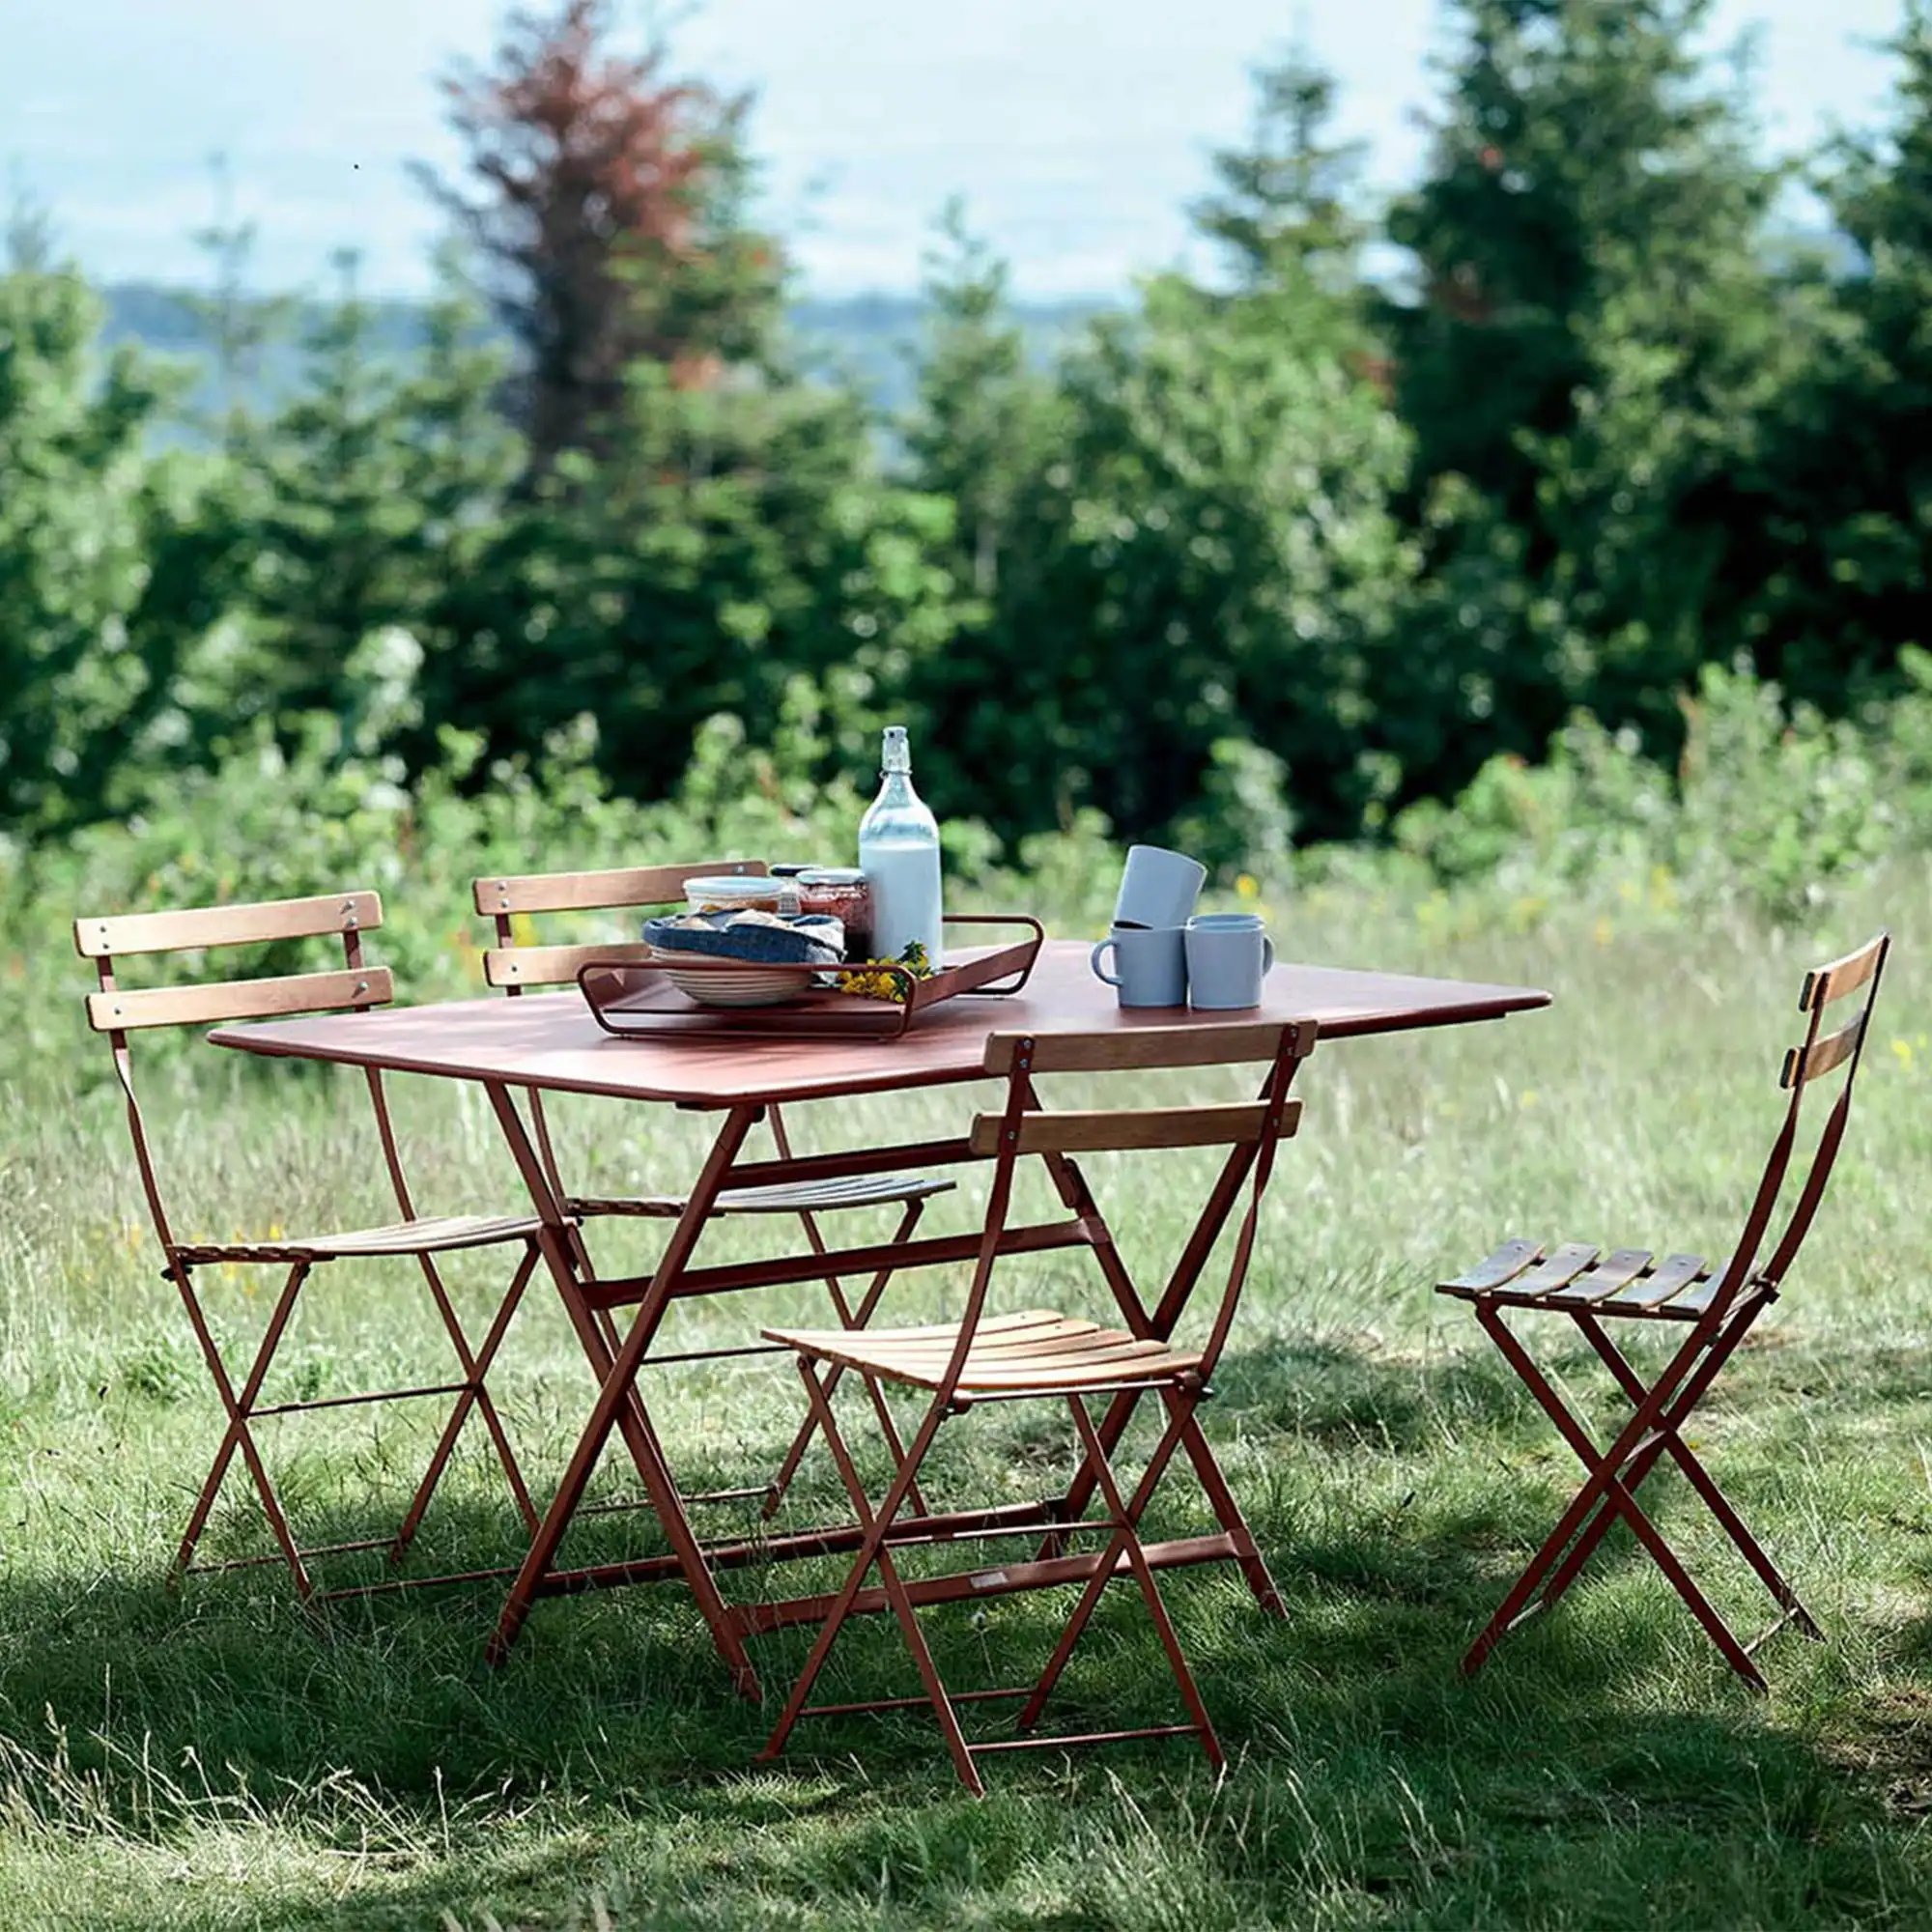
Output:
(208, 939), (1550, 1108)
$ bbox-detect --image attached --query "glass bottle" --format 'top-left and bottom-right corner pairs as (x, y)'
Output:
(858, 724), (943, 967)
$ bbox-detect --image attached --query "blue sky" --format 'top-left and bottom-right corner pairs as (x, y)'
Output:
(2, 0), (1908, 299)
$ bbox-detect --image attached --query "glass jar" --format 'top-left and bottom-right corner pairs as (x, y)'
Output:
(793, 867), (873, 961)
(682, 874), (785, 916)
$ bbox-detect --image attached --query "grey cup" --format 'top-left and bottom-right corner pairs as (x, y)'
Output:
(1090, 923), (1188, 1008)
(1112, 844), (1208, 931)
(1184, 913), (1275, 1010)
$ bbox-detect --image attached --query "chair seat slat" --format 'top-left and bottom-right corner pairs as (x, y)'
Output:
(1497, 1242), (1601, 1297)
(1439, 1239), (1543, 1293)
(175, 1212), (544, 1265)
(1605, 1253), (1710, 1309)
(567, 1175), (956, 1220)
(1547, 1248), (1654, 1304)
(765, 1308), (1198, 1392)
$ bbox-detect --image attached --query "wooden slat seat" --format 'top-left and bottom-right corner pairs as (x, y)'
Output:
(764, 1308), (1204, 1394)
(173, 1213), (547, 1267)
(1438, 1239), (1766, 1321)
(566, 1175), (956, 1220)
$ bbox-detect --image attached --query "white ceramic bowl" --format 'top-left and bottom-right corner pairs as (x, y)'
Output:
(648, 947), (816, 1009)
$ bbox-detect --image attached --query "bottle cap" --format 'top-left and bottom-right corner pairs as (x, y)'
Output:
(881, 724), (910, 772)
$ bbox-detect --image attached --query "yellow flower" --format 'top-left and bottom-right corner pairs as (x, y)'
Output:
(1891, 1037), (1914, 1070)
(1520, 1090), (1540, 1108)
(1236, 873), (1260, 900)
(1593, 917), (1613, 947)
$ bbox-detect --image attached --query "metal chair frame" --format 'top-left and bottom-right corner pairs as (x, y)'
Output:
(1439, 932), (1891, 1689)
(77, 891), (544, 1596)
(755, 1017), (1316, 1791)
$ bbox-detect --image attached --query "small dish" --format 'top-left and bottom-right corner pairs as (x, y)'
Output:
(646, 947), (817, 1009)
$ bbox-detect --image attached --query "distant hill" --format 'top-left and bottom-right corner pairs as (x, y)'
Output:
(98, 283), (1113, 424)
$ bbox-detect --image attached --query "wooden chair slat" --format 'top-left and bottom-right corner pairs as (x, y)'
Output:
(1800, 933), (1888, 1012)
(472, 861), (764, 918)
(1439, 1238), (1543, 1293)
(1546, 1248), (1654, 1304)
(1502, 1243), (1601, 1296)
(74, 892), (382, 958)
(483, 941), (659, 988)
(1603, 1253), (1709, 1309)
(982, 1018), (1314, 1076)
(1780, 1011), (1866, 1090)
(86, 967), (393, 1033)
(967, 1099), (1297, 1158)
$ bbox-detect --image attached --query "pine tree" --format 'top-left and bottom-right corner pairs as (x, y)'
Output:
(1191, 47), (1372, 342)
(1381, 0), (1790, 789)
(1749, 2), (1932, 705)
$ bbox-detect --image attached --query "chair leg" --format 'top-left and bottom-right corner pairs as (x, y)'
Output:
(757, 1364), (979, 1787)
(763, 1199), (929, 1520)
(389, 1240), (543, 1562)
(176, 1260), (313, 1593)
(1019, 1395), (1223, 1770)
(1566, 1312), (1821, 1640)
(1463, 1305), (1768, 1690)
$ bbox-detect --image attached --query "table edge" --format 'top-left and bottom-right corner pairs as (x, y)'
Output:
(206, 985), (1552, 1108)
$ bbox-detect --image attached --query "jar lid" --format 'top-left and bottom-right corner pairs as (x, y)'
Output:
(767, 863), (815, 876)
(682, 874), (781, 900)
(796, 867), (867, 885)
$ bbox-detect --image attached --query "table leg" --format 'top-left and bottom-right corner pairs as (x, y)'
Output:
(483, 1086), (763, 1695)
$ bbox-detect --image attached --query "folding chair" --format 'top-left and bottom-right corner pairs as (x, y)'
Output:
(755, 1017), (1316, 1793)
(474, 861), (953, 1513)
(1438, 931), (1891, 1690)
(78, 890), (546, 1596)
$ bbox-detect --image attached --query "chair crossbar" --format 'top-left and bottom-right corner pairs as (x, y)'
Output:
(250, 1381), (470, 1418)
(87, 967), (391, 1033)
(75, 892), (382, 958)
(473, 860), (762, 918)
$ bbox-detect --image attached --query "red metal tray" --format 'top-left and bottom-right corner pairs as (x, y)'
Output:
(577, 915), (1044, 1042)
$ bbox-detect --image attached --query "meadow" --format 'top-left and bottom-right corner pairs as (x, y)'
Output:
(1, 854), (1927, 1930)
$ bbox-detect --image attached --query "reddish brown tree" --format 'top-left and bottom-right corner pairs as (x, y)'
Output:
(416, 0), (778, 472)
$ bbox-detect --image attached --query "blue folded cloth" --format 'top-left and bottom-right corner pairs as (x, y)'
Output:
(643, 910), (844, 966)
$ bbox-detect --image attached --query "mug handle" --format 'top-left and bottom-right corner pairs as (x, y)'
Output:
(1090, 938), (1122, 986)
(1261, 936), (1276, 975)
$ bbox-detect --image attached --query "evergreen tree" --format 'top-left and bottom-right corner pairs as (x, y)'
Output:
(1381, 0), (1791, 792)
(1749, 2), (1932, 706)
(0, 263), (181, 828)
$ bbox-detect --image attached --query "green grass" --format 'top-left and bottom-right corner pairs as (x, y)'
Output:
(4, 871), (1930, 1928)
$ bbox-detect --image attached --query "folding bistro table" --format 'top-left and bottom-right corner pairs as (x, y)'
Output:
(209, 940), (1548, 1694)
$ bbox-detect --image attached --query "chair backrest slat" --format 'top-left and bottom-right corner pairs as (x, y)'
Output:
(473, 861), (765, 919)
(74, 892), (382, 959)
(968, 1099), (1299, 1158)
(86, 966), (393, 1034)
(982, 1021), (1291, 1077)
(483, 940), (659, 989)
(1800, 935), (1887, 1013)
(1780, 1010), (1866, 1090)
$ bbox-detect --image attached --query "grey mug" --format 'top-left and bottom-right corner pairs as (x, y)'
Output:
(1112, 844), (1208, 931)
(1184, 913), (1275, 1010)
(1091, 923), (1188, 1008)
